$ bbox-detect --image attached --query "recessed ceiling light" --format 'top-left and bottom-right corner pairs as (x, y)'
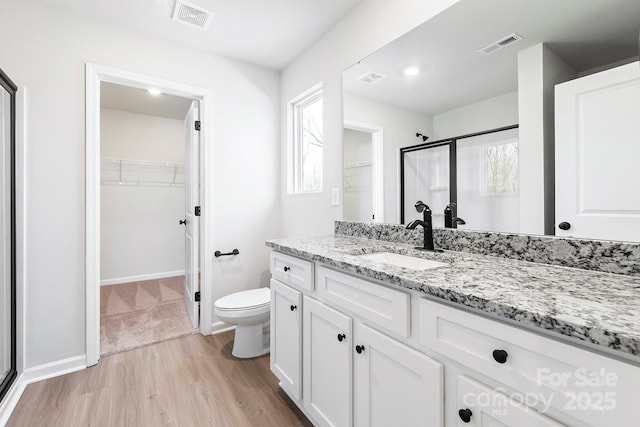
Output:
(148, 88), (162, 96)
(403, 66), (420, 76)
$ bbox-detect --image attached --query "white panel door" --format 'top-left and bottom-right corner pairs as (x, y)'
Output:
(270, 279), (302, 400)
(184, 101), (199, 328)
(303, 296), (352, 427)
(555, 61), (640, 241)
(354, 324), (443, 427)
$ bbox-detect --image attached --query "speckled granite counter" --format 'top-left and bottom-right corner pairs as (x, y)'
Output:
(266, 235), (640, 361)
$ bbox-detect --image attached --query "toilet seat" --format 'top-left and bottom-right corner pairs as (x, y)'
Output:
(215, 288), (270, 311)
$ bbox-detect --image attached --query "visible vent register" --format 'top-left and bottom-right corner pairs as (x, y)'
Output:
(356, 71), (387, 84)
(477, 33), (523, 55)
(172, 0), (212, 30)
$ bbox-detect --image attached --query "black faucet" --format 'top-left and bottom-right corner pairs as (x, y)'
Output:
(406, 201), (441, 252)
(444, 203), (466, 229)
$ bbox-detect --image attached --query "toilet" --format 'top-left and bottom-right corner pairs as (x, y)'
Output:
(214, 287), (271, 358)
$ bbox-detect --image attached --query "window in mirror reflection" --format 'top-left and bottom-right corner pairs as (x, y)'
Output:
(290, 84), (323, 193)
(456, 128), (520, 233)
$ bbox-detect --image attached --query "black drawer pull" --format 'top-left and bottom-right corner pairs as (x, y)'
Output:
(283, 266), (290, 272)
(290, 305), (297, 311)
(355, 345), (365, 354)
(458, 408), (472, 423)
(337, 333), (346, 342)
(492, 349), (508, 364)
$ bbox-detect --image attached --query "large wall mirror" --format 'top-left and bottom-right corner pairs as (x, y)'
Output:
(0, 67), (17, 402)
(342, 0), (640, 242)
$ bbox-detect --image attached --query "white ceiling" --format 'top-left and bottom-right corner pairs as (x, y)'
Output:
(343, 0), (640, 116)
(101, 82), (193, 119)
(38, 0), (362, 70)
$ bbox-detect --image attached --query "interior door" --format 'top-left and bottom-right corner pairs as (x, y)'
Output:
(184, 101), (199, 329)
(555, 61), (640, 241)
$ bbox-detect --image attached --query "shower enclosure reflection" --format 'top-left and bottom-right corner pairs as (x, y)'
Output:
(0, 67), (17, 403)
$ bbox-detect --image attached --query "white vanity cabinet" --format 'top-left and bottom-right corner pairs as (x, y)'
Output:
(269, 252), (314, 402)
(303, 296), (353, 427)
(420, 298), (640, 427)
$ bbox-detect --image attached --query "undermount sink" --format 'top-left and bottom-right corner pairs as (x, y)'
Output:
(358, 252), (448, 271)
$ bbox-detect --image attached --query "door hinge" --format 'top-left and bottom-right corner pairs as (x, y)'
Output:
(195, 291), (201, 302)
(195, 206), (201, 216)
(194, 120), (201, 131)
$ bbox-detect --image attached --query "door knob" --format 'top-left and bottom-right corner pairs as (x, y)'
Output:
(558, 221), (571, 230)
(179, 219), (187, 225)
(458, 408), (472, 423)
(492, 349), (508, 364)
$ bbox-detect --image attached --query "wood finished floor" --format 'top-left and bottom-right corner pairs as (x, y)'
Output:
(8, 331), (312, 427)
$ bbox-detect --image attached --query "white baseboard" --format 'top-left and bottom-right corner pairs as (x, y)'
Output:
(0, 373), (27, 426)
(0, 355), (86, 425)
(100, 270), (185, 286)
(23, 355), (86, 384)
(210, 321), (235, 335)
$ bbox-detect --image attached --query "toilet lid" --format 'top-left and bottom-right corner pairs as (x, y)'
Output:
(215, 287), (270, 310)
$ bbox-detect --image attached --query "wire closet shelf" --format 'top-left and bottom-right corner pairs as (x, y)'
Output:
(100, 158), (185, 187)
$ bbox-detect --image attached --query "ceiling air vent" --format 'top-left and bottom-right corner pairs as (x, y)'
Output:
(172, 0), (212, 30)
(477, 33), (523, 55)
(357, 71), (387, 85)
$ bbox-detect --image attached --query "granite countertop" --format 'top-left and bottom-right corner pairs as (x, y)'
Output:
(266, 235), (640, 361)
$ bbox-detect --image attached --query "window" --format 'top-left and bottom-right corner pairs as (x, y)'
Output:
(289, 84), (323, 193)
(482, 140), (519, 195)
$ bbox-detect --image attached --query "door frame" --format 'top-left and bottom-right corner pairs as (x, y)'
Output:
(343, 119), (384, 223)
(85, 63), (214, 366)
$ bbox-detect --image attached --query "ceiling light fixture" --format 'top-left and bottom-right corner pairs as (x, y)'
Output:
(403, 66), (420, 76)
(148, 88), (162, 96)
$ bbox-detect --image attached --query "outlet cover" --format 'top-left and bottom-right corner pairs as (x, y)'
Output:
(331, 188), (340, 206)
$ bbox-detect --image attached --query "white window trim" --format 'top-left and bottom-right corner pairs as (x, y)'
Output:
(288, 82), (323, 194)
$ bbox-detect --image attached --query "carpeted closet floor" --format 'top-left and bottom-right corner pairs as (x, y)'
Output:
(100, 275), (198, 356)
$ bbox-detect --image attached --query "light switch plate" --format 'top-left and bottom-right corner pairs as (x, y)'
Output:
(331, 187), (340, 206)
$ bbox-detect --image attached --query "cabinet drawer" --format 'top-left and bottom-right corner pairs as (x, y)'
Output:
(317, 266), (410, 337)
(456, 375), (564, 426)
(420, 298), (640, 427)
(270, 251), (314, 291)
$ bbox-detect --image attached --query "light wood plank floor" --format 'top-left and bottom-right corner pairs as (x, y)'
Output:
(8, 331), (312, 427)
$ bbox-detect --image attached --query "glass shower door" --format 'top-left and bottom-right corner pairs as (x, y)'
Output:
(0, 68), (16, 403)
(402, 144), (450, 227)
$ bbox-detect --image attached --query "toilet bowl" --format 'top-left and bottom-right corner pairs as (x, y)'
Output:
(214, 287), (270, 358)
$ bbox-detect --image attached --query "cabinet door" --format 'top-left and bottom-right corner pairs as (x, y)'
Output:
(270, 279), (302, 400)
(303, 297), (353, 427)
(354, 324), (443, 427)
(555, 61), (640, 241)
(456, 375), (564, 427)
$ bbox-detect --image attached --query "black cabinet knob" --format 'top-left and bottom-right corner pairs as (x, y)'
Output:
(179, 219), (187, 225)
(337, 333), (346, 342)
(283, 266), (290, 272)
(290, 305), (297, 311)
(458, 408), (472, 423)
(558, 221), (571, 230)
(492, 349), (508, 364)
(355, 345), (365, 354)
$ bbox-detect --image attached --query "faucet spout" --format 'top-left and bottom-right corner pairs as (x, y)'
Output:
(406, 202), (437, 251)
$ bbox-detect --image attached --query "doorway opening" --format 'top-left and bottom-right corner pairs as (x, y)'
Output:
(98, 82), (198, 356)
(343, 120), (384, 223)
(86, 64), (214, 366)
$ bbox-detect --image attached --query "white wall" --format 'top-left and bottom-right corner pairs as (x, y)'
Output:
(100, 109), (185, 283)
(0, 0), (280, 369)
(433, 91), (518, 139)
(280, 0), (460, 237)
(518, 44), (576, 235)
(343, 93), (433, 223)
